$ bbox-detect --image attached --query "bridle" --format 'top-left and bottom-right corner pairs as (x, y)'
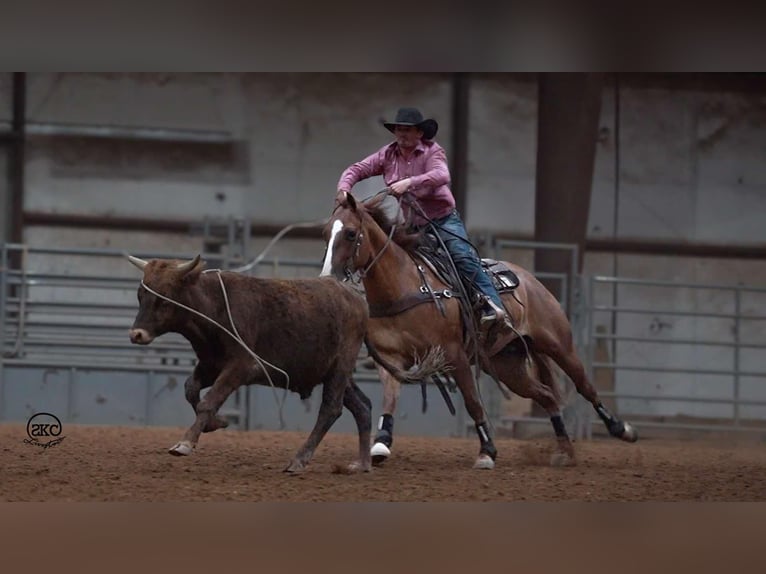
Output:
(333, 198), (397, 282)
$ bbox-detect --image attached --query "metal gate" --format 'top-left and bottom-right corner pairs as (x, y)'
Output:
(583, 274), (766, 435)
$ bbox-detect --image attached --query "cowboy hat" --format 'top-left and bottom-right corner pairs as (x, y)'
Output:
(382, 107), (438, 140)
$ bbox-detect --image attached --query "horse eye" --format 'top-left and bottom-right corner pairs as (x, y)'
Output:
(345, 229), (358, 241)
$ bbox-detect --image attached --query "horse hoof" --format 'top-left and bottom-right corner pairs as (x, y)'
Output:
(621, 422), (638, 443)
(473, 454), (495, 470)
(371, 442), (391, 466)
(550, 452), (576, 467)
(168, 441), (193, 456)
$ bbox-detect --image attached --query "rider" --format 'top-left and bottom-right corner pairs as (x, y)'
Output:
(335, 106), (511, 329)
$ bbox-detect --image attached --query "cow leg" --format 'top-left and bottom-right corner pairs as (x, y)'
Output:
(169, 367), (241, 456)
(183, 369), (228, 434)
(343, 381), (373, 473)
(284, 373), (347, 473)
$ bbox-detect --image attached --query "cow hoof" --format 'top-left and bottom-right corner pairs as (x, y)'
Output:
(168, 441), (193, 456)
(370, 442), (390, 466)
(550, 452), (576, 467)
(284, 460), (306, 474)
(348, 460), (372, 473)
(473, 454), (495, 470)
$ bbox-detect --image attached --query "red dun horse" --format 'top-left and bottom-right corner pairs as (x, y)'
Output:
(321, 192), (637, 470)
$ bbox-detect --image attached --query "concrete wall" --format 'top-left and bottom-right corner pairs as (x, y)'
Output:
(586, 83), (766, 421)
(5, 73), (766, 426)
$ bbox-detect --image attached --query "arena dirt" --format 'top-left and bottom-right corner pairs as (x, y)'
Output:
(2, 423), (764, 501)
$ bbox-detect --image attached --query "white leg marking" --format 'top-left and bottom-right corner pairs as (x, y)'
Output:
(370, 442), (391, 458)
(473, 454), (495, 470)
(169, 440), (193, 456)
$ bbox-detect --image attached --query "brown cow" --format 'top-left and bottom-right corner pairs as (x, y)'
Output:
(126, 254), (373, 473)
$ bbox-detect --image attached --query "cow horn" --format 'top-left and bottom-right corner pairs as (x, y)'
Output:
(176, 254), (201, 274)
(126, 254), (148, 270)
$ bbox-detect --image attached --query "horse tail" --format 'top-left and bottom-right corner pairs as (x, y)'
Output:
(363, 336), (452, 384)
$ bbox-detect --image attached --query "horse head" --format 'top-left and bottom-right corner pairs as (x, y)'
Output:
(321, 191), (375, 280)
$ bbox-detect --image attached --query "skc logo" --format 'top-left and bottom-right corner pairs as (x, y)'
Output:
(24, 412), (66, 449)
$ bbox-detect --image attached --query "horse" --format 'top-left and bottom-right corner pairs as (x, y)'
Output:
(320, 191), (637, 470)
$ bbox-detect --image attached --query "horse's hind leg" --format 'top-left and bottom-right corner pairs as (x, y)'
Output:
(543, 336), (638, 443)
(488, 352), (575, 467)
(343, 380), (373, 472)
(533, 354), (576, 466)
(370, 365), (400, 465)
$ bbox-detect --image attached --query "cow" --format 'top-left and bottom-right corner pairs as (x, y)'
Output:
(126, 253), (374, 473)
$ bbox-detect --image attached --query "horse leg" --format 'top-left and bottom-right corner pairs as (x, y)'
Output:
(451, 353), (497, 470)
(170, 366), (242, 456)
(532, 354), (577, 466)
(488, 352), (576, 467)
(343, 380), (373, 473)
(544, 338), (638, 443)
(285, 371), (347, 473)
(184, 369), (229, 434)
(371, 365), (400, 465)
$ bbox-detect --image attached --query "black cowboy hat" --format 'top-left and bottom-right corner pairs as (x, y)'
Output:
(382, 107), (439, 140)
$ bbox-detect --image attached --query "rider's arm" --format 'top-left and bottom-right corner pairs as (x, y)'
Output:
(337, 147), (386, 194)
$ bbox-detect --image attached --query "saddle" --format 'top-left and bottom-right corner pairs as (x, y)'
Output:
(416, 231), (520, 304)
(366, 228), (521, 349)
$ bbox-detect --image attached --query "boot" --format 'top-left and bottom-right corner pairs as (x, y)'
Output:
(479, 299), (515, 357)
(479, 298), (511, 329)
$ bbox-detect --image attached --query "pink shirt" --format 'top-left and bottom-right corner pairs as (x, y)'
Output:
(337, 140), (456, 227)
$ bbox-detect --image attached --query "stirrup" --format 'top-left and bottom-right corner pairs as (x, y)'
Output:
(479, 299), (509, 329)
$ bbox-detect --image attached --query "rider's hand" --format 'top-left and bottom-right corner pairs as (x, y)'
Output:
(389, 178), (412, 197)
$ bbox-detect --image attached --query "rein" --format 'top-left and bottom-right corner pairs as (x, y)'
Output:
(356, 223), (396, 279)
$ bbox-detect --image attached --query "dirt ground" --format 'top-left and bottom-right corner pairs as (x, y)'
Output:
(1, 423), (765, 501)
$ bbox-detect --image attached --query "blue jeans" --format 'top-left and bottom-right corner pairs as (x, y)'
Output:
(429, 211), (504, 309)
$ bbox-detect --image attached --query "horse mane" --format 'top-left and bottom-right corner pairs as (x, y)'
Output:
(364, 199), (423, 254)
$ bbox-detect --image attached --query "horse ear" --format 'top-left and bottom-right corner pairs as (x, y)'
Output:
(366, 191), (386, 210)
(345, 191), (358, 211)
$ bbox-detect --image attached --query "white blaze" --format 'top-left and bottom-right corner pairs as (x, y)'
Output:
(320, 219), (344, 276)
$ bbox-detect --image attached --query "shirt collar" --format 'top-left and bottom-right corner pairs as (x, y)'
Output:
(389, 140), (427, 156)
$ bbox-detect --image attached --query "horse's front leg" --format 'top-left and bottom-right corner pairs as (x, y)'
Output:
(371, 365), (400, 465)
(452, 353), (497, 470)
